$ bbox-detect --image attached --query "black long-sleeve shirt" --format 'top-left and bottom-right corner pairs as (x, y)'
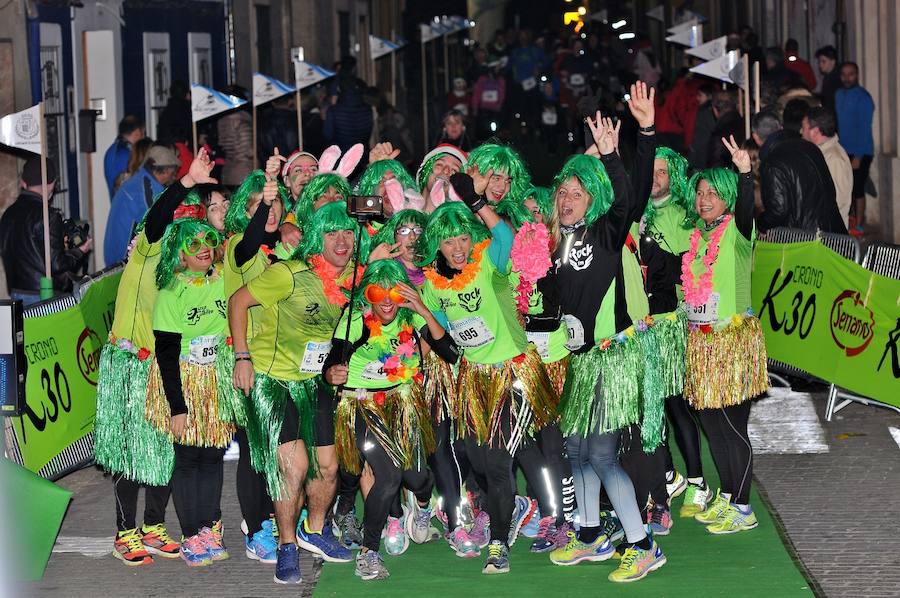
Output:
(144, 180), (190, 244)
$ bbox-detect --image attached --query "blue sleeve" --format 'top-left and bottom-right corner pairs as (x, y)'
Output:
(432, 310), (449, 330)
(103, 145), (117, 196)
(487, 220), (514, 274)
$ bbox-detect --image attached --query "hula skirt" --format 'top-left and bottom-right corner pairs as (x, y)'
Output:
(422, 351), (458, 423)
(542, 356), (570, 405)
(93, 343), (174, 485)
(334, 385), (436, 475)
(216, 340), (252, 428)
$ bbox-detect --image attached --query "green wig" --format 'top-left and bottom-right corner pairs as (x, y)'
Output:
(464, 143), (532, 204)
(494, 195), (534, 229)
(644, 147), (692, 228)
(418, 202), (491, 267)
(372, 209), (428, 249)
(688, 167), (738, 219)
(526, 185), (553, 220)
(550, 154), (614, 226)
(223, 170), (290, 235)
(293, 172), (352, 224)
(355, 159), (418, 195)
(352, 258), (416, 326)
(155, 218), (221, 290)
(416, 153), (442, 191)
(293, 200), (370, 262)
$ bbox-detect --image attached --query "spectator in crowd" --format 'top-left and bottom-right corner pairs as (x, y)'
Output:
(0, 157), (92, 305)
(103, 115), (145, 197)
(157, 80), (192, 148)
(488, 29), (510, 59)
(689, 83), (717, 169)
(509, 29), (548, 126)
(447, 77), (472, 116)
(471, 62), (506, 139)
(815, 45), (841, 110)
(784, 39), (817, 90)
(764, 47), (801, 92)
(465, 47), (489, 85)
(103, 144), (180, 266)
(781, 98), (813, 136)
(835, 61), (875, 236)
(632, 38), (661, 88)
(434, 109), (472, 151)
(801, 106), (853, 228)
(323, 57), (375, 156)
(217, 86), (254, 187)
(257, 95), (300, 164)
(112, 137), (154, 194)
(751, 108), (846, 233)
(708, 89), (745, 167)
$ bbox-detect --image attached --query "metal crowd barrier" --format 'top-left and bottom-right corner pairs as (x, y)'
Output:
(825, 242), (900, 420)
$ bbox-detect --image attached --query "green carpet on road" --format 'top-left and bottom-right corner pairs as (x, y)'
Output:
(314, 436), (813, 597)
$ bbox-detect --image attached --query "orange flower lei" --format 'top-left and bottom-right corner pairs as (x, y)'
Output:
(423, 239), (491, 291)
(308, 255), (365, 306)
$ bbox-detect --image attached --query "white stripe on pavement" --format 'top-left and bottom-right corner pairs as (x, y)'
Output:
(889, 427), (900, 451)
(53, 536), (112, 557)
(749, 387), (830, 454)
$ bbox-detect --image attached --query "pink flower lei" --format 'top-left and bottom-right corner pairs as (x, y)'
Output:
(510, 222), (552, 314)
(681, 215), (732, 307)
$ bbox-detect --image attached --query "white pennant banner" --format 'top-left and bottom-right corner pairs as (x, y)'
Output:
(293, 61), (336, 89)
(252, 73), (295, 107)
(666, 24), (702, 48)
(689, 50), (741, 83)
(686, 36), (728, 61)
(191, 84), (247, 123)
(0, 104), (42, 154)
(370, 35), (401, 60)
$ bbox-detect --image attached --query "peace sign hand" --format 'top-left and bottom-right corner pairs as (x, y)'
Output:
(722, 135), (752, 174)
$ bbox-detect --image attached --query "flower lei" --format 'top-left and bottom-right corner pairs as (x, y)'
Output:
(308, 254), (365, 306)
(109, 333), (152, 361)
(510, 223), (552, 314)
(423, 239), (491, 291)
(178, 262), (223, 287)
(681, 215), (732, 307)
(364, 312), (423, 387)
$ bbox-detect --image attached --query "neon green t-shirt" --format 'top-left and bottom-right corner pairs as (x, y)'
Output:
(247, 260), (346, 381)
(333, 311), (427, 389)
(622, 249), (650, 322)
(642, 198), (693, 256)
(153, 268), (228, 358)
(685, 219), (755, 324)
(224, 232), (269, 339)
(111, 232), (161, 351)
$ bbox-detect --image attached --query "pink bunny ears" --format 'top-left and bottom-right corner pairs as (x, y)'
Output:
(385, 178), (426, 212)
(318, 143), (364, 177)
(429, 178), (462, 208)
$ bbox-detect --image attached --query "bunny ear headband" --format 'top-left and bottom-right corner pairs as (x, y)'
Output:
(384, 178), (426, 212)
(318, 143), (364, 177)
(428, 178), (462, 208)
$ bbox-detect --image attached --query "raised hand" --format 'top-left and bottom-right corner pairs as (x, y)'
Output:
(369, 142), (400, 164)
(262, 178), (279, 206)
(395, 282), (427, 315)
(368, 241), (403, 262)
(183, 146), (217, 187)
(265, 147), (287, 181)
(722, 135), (752, 174)
(466, 166), (494, 197)
(626, 81), (656, 129)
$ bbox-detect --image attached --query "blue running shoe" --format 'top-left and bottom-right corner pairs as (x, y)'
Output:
(519, 506), (543, 538)
(508, 495), (537, 546)
(245, 519), (278, 564)
(274, 543), (301, 584)
(297, 518), (352, 563)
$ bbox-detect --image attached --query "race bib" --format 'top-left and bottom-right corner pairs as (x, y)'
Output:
(521, 77), (537, 91)
(686, 293), (720, 324)
(526, 331), (551, 360)
(562, 314), (585, 351)
(542, 108), (558, 126)
(450, 317), (496, 348)
(188, 335), (219, 365)
(453, 103), (469, 116)
(300, 341), (331, 374)
(361, 361), (388, 381)
(481, 90), (499, 103)
(569, 73), (586, 87)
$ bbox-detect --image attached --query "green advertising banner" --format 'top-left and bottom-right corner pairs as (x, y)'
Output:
(752, 241), (900, 408)
(8, 274), (120, 474)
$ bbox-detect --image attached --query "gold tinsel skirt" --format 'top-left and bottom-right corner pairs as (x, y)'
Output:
(422, 351), (458, 423)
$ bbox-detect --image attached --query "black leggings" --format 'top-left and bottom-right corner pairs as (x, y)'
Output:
(664, 395), (704, 479)
(356, 417), (433, 552)
(427, 417), (469, 530)
(235, 428), (273, 536)
(619, 425), (669, 513)
(514, 423), (573, 525)
(171, 444), (226, 537)
(696, 402), (753, 504)
(113, 475), (171, 532)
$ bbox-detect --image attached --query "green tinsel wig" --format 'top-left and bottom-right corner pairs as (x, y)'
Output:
(644, 147), (692, 228)
(464, 143), (532, 204)
(156, 218), (221, 290)
(293, 200), (370, 262)
(355, 159), (418, 196)
(416, 153), (442, 191)
(688, 167), (738, 219)
(494, 195), (534, 229)
(418, 202), (490, 267)
(526, 185), (553, 220)
(223, 170), (290, 235)
(352, 258), (416, 326)
(293, 172), (352, 224)
(550, 154), (614, 226)
(372, 209), (428, 248)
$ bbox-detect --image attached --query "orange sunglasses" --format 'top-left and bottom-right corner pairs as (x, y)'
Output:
(364, 284), (405, 304)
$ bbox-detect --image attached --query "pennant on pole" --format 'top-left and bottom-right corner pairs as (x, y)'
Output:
(589, 9), (608, 23)
(191, 84), (247, 122)
(253, 73), (295, 107)
(646, 5), (665, 22)
(370, 35), (401, 60)
(689, 50), (741, 83)
(667, 18), (698, 34)
(729, 59), (749, 90)
(686, 36), (728, 61)
(0, 104), (42, 154)
(420, 23), (439, 43)
(293, 61), (336, 89)
(672, 10), (706, 28)
(666, 24), (702, 48)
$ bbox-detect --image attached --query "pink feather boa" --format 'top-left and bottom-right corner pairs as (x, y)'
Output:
(510, 222), (552, 313)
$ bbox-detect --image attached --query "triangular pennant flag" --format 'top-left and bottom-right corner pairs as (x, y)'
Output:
(729, 59), (749, 90)
(689, 50), (741, 83)
(667, 18), (698, 34)
(370, 35), (401, 60)
(293, 61), (336, 89)
(191, 84), (247, 122)
(252, 73), (295, 106)
(420, 22), (439, 43)
(0, 104), (42, 154)
(646, 5), (665, 22)
(666, 24), (702, 48)
(589, 9), (608, 23)
(686, 35), (728, 61)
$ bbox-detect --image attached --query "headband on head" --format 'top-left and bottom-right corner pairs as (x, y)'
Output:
(280, 150), (318, 179)
(318, 144), (364, 177)
(416, 144), (469, 190)
(173, 203), (207, 221)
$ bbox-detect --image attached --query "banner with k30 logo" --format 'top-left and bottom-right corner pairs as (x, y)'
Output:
(751, 241), (900, 408)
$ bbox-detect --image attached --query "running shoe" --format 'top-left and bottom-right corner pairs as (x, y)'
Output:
(274, 543), (302, 584)
(608, 542), (666, 582)
(447, 525), (480, 558)
(406, 498), (434, 544)
(680, 482), (711, 518)
(468, 510), (490, 548)
(435, 507), (451, 536)
(694, 489), (730, 524)
(646, 504), (673, 536)
(245, 519), (278, 563)
(198, 526), (229, 561)
(508, 495), (537, 546)
(179, 533), (212, 567)
(549, 530), (613, 565)
(382, 508), (410, 556)
(528, 516), (558, 553)
(113, 528), (153, 566)
(297, 518), (352, 562)
(551, 521), (575, 549)
(223, 439), (240, 461)
(706, 504), (759, 535)
(482, 540), (510, 574)
(519, 506), (542, 538)
(333, 508), (363, 549)
(355, 549), (390, 580)
(598, 510), (625, 542)
(140, 523), (180, 559)
(666, 470), (686, 503)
